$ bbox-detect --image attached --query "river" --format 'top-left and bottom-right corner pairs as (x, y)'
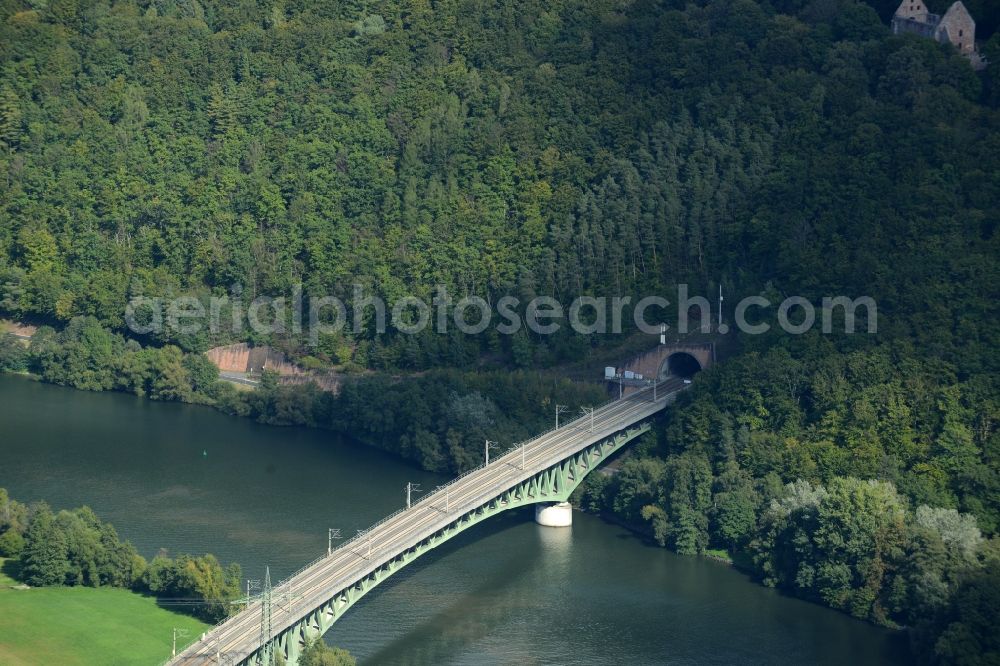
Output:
(0, 375), (910, 665)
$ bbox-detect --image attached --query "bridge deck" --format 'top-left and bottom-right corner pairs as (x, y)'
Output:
(171, 379), (685, 664)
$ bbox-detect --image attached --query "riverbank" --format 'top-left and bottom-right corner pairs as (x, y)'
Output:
(570, 500), (744, 568)
(0, 559), (207, 665)
(0, 375), (913, 664)
(0, 330), (990, 663)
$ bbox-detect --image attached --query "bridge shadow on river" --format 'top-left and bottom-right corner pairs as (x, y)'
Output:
(349, 509), (542, 665)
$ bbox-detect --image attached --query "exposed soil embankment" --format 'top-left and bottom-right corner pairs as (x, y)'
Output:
(205, 343), (302, 375)
(205, 343), (342, 393)
(1, 320), (38, 339)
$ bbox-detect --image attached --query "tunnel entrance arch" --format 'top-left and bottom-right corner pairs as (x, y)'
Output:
(609, 342), (713, 396)
(660, 352), (702, 379)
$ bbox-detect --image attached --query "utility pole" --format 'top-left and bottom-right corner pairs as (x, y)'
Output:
(405, 483), (421, 509)
(328, 528), (342, 556)
(581, 406), (595, 432)
(521, 443), (526, 470)
(257, 567), (273, 666)
(484, 440), (497, 465)
(618, 373), (623, 400)
(555, 404), (568, 429)
(172, 628), (189, 658)
(245, 578), (261, 611)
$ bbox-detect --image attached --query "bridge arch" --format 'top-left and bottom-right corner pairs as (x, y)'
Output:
(271, 422), (653, 664)
(175, 411), (672, 666)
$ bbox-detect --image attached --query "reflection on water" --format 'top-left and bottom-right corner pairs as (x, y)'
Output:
(536, 522), (573, 556)
(0, 376), (910, 665)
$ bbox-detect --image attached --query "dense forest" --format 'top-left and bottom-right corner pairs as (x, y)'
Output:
(1, 0), (997, 365)
(575, 331), (999, 661)
(1, 0), (999, 663)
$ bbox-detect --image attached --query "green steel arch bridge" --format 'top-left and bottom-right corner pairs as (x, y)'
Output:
(170, 378), (688, 665)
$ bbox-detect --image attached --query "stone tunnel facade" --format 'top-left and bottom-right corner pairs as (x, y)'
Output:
(615, 342), (714, 389)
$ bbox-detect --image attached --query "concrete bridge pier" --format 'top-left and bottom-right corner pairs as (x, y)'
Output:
(169, 406), (675, 665)
(535, 502), (573, 527)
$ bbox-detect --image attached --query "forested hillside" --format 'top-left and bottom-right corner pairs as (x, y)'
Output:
(1, 0), (999, 663)
(1, 0), (997, 365)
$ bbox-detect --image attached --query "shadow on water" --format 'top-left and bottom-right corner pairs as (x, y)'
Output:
(0, 376), (912, 666)
(359, 514), (542, 665)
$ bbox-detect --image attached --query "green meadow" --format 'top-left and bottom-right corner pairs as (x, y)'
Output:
(0, 559), (208, 666)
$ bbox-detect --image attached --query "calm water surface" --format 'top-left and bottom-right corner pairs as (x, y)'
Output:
(0, 376), (910, 665)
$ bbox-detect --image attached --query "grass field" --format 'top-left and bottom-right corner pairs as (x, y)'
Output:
(0, 558), (209, 665)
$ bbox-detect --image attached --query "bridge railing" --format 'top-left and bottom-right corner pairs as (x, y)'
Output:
(396, 385), (670, 546)
(270, 390), (666, 614)
(269, 451), (525, 602)
(408, 389), (628, 511)
(174, 380), (676, 662)
(319, 405), (667, 598)
(175, 507), (415, 660)
(494, 381), (663, 458)
(286, 381), (669, 587)
(291, 382), (666, 570)
(273, 552), (333, 596)
(169, 594), (263, 664)
(272, 504), (410, 592)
